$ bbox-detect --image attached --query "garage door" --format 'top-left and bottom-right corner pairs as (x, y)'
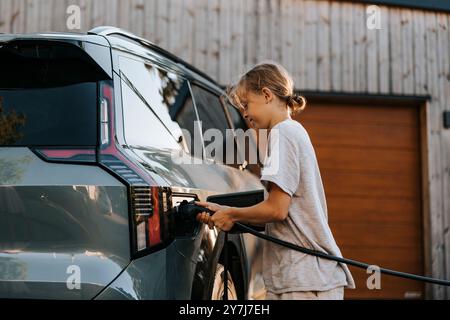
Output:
(293, 102), (424, 299)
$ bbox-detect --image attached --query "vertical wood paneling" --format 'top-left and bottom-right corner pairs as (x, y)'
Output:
(206, 0), (219, 80)
(0, 1), (447, 98)
(129, 0), (144, 37)
(154, 0), (168, 47)
(11, 0), (26, 33)
(0, 0), (12, 33)
(293, 0), (305, 89)
(390, 8), (402, 93)
(425, 11), (445, 300)
(437, 14), (450, 108)
(143, 0), (155, 40)
(401, 9), (414, 93)
(229, 0), (245, 77)
(106, 0), (119, 27)
(91, 0), (104, 30)
(413, 10), (427, 95)
(117, 0), (130, 30)
(244, 0), (257, 68)
(218, 0), (231, 84)
(366, 4), (378, 93)
(39, 0), (53, 32)
(304, 0), (318, 90)
(427, 107), (445, 300)
(0, 0), (4, 32)
(330, 1), (342, 91)
(280, 0), (294, 75)
(317, 1), (331, 91)
(270, 0), (281, 62)
(353, 4), (366, 92)
(12, 0), (24, 33)
(192, 0), (208, 72)
(436, 12), (450, 299)
(378, 5), (390, 93)
(256, 0), (268, 63)
(80, 0), (92, 32)
(52, 0), (68, 32)
(267, 0), (275, 60)
(425, 13), (440, 121)
(341, 2), (354, 92)
(25, 0), (39, 32)
(182, 0), (195, 63)
(173, 0), (185, 57)
(167, 0), (181, 55)
(444, 127), (450, 299)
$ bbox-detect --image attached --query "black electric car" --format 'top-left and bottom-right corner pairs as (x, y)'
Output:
(0, 26), (265, 299)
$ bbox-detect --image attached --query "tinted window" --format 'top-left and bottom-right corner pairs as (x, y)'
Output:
(118, 55), (201, 155)
(0, 83), (97, 146)
(119, 56), (184, 138)
(0, 41), (109, 88)
(225, 102), (261, 176)
(190, 85), (229, 135)
(170, 87), (202, 156)
(121, 78), (180, 149)
(0, 41), (111, 147)
(190, 85), (232, 163)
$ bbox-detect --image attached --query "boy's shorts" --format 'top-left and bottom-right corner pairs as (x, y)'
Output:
(265, 286), (344, 300)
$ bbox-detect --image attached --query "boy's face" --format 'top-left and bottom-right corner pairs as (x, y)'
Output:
(240, 90), (273, 129)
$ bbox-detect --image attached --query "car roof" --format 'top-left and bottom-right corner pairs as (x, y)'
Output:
(0, 27), (226, 98)
(87, 26), (222, 91)
(0, 31), (110, 47)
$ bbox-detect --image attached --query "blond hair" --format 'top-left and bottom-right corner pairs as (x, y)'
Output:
(227, 61), (306, 115)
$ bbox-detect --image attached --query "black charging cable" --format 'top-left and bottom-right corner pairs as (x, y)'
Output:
(180, 201), (450, 301)
(235, 222), (450, 287)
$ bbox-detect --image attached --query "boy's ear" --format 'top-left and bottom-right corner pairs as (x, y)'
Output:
(261, 87), (273, 103)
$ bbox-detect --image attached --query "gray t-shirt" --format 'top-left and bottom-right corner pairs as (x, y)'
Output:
(260, 118), (355, 293)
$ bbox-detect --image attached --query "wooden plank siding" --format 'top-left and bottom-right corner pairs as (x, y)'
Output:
(0, 0), (449, 299)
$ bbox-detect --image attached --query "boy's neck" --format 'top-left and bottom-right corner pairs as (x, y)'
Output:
(268, 113), (291, 131)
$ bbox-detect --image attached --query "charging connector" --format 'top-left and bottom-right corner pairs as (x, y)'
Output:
(172, 200), (214, 237)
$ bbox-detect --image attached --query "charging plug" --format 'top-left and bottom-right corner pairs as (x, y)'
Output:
(172, 200), (213, 237)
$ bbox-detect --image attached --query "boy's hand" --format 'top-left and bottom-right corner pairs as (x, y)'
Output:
(195, 201), (235, 232)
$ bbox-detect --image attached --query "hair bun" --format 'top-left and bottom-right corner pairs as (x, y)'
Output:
(286, 94), (307, 115)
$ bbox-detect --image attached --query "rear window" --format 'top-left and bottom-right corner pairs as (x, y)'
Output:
(0, 40), (109, 146)
(0, 84), (97, 146)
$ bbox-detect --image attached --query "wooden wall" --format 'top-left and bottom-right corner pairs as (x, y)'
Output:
(0, 0), (449, 299)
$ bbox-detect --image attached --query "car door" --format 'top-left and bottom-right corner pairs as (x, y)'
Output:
(114, 52), (264, 297)
(188, 83), (267, 296)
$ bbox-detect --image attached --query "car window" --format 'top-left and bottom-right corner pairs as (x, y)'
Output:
(169, 86), (202, 157)
(0, 83), (97, 146)
(118, 55), (202, 156)
(120, 78), (180, 150)
(190, 85), (229, 134)
(190, 84), (235, 164)
(224, 101), (262, 176)
(0, 42), (106, 146)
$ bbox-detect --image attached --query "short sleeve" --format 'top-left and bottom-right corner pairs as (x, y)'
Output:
(260, 129), (300, 196)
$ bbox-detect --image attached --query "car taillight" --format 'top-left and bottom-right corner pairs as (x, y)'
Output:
(131, 186), (173, 252)
(33, 148), (96, 163)
(98, 81), (174, 257)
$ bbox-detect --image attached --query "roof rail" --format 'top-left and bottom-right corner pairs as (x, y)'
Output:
(88, 26), (218, 87)
(88, 26), (155, 47)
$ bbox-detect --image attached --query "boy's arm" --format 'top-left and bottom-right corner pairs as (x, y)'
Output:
(231, 182), (291, 225)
